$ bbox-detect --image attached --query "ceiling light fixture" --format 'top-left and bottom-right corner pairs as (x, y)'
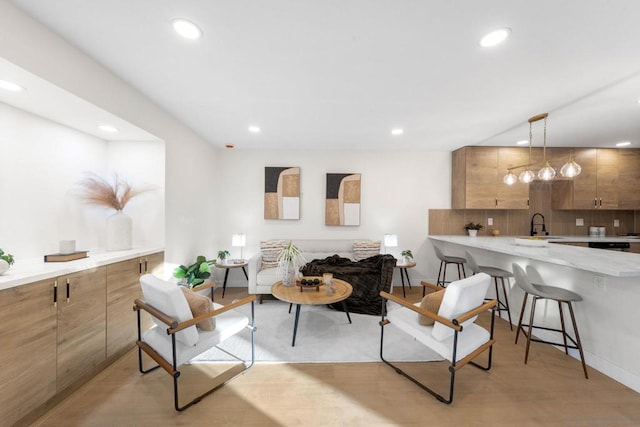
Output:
(0, 79), (25, 92)
(98, 124), (118, 132)
(391, 128), (404, 136)
(503, 112), (581, 185)
(172, 19), (202, 40)
(480, 28), (511, 47)
(248, 125), (261, 133)
(225, 144), (235, 149)
(616, 141), (631, 147)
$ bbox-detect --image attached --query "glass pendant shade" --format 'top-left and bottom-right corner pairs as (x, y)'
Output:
(503, 171), (518, 185)
(518, 169), (536, 183)
(560, 158), (582, 177)
(538, 162), (557, 181)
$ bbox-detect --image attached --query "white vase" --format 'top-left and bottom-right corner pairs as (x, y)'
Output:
(0, 259), (9, 275)
(282, 266), (296, 287)
(106, 210), (132, 251)
(468, 229), (478, 237)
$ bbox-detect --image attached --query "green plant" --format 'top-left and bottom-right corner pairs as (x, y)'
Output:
(0, 248), (15, 265)
(173, 255), (215, 288)
(464, 222), (484, 231)
(401, 249), (413, 259)
(277, 242), (307, 284)
(217, 250), (230, 261)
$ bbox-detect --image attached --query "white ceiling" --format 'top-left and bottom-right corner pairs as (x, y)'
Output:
(6, 0), (640, 151)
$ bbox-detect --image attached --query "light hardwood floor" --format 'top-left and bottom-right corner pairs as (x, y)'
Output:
(31, 286), (640, 426)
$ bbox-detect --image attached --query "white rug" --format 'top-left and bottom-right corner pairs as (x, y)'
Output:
(192, 299), (443, 363)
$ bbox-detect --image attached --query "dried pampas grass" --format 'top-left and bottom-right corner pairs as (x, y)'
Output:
(76, 172), (151, 211)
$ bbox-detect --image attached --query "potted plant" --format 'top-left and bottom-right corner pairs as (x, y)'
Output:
(173, 255), (216, 289)
(464, 222), (484, 237)
(0, 248), (15, 275)
(217, 250), (230, 264)
(277, 241), (307, 286)
(401, 249), (413, 264)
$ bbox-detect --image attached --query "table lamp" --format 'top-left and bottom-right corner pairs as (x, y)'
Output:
(232, 233), (246, 260)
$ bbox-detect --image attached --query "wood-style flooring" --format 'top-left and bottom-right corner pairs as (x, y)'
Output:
(32, 286), (640, 426)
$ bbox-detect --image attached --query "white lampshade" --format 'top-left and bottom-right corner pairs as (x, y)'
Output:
(384, 234), (398, 248)
(232, 233), (246, 247)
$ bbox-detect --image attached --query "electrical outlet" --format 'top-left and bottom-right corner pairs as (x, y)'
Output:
(488, 217), (493, 226)
(614, 219), (620, 227)
(576, 218), (584, 226)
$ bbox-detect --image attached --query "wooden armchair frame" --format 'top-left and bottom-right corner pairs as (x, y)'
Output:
(133, 294), (257, 411)
(379, 280), (497, 404)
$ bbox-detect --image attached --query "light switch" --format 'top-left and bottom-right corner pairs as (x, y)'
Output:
(576, 218), (584, 226)
(488, 217), (493, 226)
(614, 219), (620, 227)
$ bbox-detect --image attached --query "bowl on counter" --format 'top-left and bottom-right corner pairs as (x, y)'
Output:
(514, 237), (549, 247)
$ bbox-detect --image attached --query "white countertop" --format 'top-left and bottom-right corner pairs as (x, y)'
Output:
(429, 236), (640, 277)
(0, 247), (164, 291)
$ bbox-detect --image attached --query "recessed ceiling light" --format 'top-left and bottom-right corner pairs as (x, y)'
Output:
(172, 19), (202, 40)
(480, 28), (511, 47)
(0, 79), (25, 92)
(616, 141), (631, 147)
(391, 128), (404, 136)
(248, 125), (261, 133)
(516, 140), (529, 145)
(98, 124), (118, 133)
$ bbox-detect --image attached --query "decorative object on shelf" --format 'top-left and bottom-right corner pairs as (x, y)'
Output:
(232, 233), (246, 260)
(401, 249), (413, 264)
(75, 172), (152, 251)
(173, 255), (216, 289)
(277, 241), (307, 286)
(384, 234), (398, 254)
(0, 247), (15, 275)
(297, 277), (322, 292)
(264, 167), (300, 220)
(464, 222), (484, 237)
(217, 250), (230, 264)
(326, 173), (361, 226)
(503, 113), (581, 185)
(323, 273), (335, 295)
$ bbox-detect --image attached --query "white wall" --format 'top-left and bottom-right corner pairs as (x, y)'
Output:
(0, 102), (165, 258)
(211, 149), (451, 283)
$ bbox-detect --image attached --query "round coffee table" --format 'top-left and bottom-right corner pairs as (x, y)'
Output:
(271, 277), (353, 346)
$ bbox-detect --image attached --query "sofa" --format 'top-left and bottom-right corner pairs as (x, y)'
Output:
(248, 239), (380, 298)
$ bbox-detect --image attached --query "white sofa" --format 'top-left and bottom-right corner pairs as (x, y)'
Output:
(248, 239), (379, 297)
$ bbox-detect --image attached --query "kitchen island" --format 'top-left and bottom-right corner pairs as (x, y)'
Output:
(429, 235), (640, 393)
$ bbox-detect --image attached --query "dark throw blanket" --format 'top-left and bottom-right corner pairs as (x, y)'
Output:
(301, 254), (397, 315)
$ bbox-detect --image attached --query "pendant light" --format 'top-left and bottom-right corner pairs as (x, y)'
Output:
(534, 114), (556, 181)
(519, 120), (536, 183)
(560, 156), (582, 177)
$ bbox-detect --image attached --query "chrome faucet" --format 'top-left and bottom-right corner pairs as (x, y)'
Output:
(530, 213), (548, 236)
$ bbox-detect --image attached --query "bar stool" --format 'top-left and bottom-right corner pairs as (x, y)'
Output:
(465, 251), (513, 330)
(432, 245), (466, 291)
(512, 263), (588, 379)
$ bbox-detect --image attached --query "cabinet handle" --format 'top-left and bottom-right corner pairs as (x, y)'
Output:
(594, 198), (597, 208)
(599, 198), (602, 207)
(495, 198), (498, 207)
(144, 258), (148, 272)
(66, 278), (70, 302)
(139, 260), (143, 274)
(53, 280), (58, 307)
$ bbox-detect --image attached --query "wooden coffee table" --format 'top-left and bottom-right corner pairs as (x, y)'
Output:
(271, 277), (353, 346)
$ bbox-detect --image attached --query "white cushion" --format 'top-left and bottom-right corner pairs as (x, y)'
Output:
(387, 304), (490, 362)
(431, 273), (491, 341)
(140, 274), (199, 347)
(257, 267), (281, 287)
(142, 302), (249, 367)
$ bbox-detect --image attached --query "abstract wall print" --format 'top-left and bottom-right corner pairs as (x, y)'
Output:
(325, 173), (361, 226)
(264, 167), (300, 220)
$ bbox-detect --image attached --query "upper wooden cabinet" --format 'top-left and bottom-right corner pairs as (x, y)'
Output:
(452, 146), (530, 209)
(551, 148), (639, 210)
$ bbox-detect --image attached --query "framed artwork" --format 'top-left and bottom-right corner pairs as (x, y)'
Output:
(264, 167), (300, 220)
(325, 173), (361, 226)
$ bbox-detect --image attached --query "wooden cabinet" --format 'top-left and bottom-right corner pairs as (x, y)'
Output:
(552, 148), (629, 209)
(56, 267), (106, 391)
(106, 252), (164, 359)
(0, 279), (57, 427)
(452, 146), (530, 209)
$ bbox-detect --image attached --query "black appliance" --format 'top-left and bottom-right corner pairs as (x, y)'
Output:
(588, 242), (630, 251)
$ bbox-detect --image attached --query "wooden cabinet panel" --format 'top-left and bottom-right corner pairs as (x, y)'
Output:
(571, 148), (598, 209)
(106, 252), (163, 359)
(596, 148), (619, 209)
(497, 147), (530, 209)
(57, 267), (106, 391)
(618, 150), (640, 209)
(464, 147), (498, 208)
(0, 280), (57, 426)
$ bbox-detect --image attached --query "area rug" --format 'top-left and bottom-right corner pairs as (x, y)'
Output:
(192, 299), (443, 363)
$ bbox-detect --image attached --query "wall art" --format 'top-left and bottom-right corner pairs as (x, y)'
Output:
(325, 173), (361, 226)
(264, 167), (300, 220)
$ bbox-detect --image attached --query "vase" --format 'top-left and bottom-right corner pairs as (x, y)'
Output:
(468, 229), (478, 237)
(0, 259), (9, 275)
(106, 210), (132, 251)
(282, 266), (296, 286)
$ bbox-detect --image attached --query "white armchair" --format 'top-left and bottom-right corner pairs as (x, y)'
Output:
(379, 273), (496, 404)
(134, 274), (256, 411)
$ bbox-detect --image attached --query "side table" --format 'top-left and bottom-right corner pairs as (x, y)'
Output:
(215, 261), (249, 298)
(395, 261), (416, 298)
